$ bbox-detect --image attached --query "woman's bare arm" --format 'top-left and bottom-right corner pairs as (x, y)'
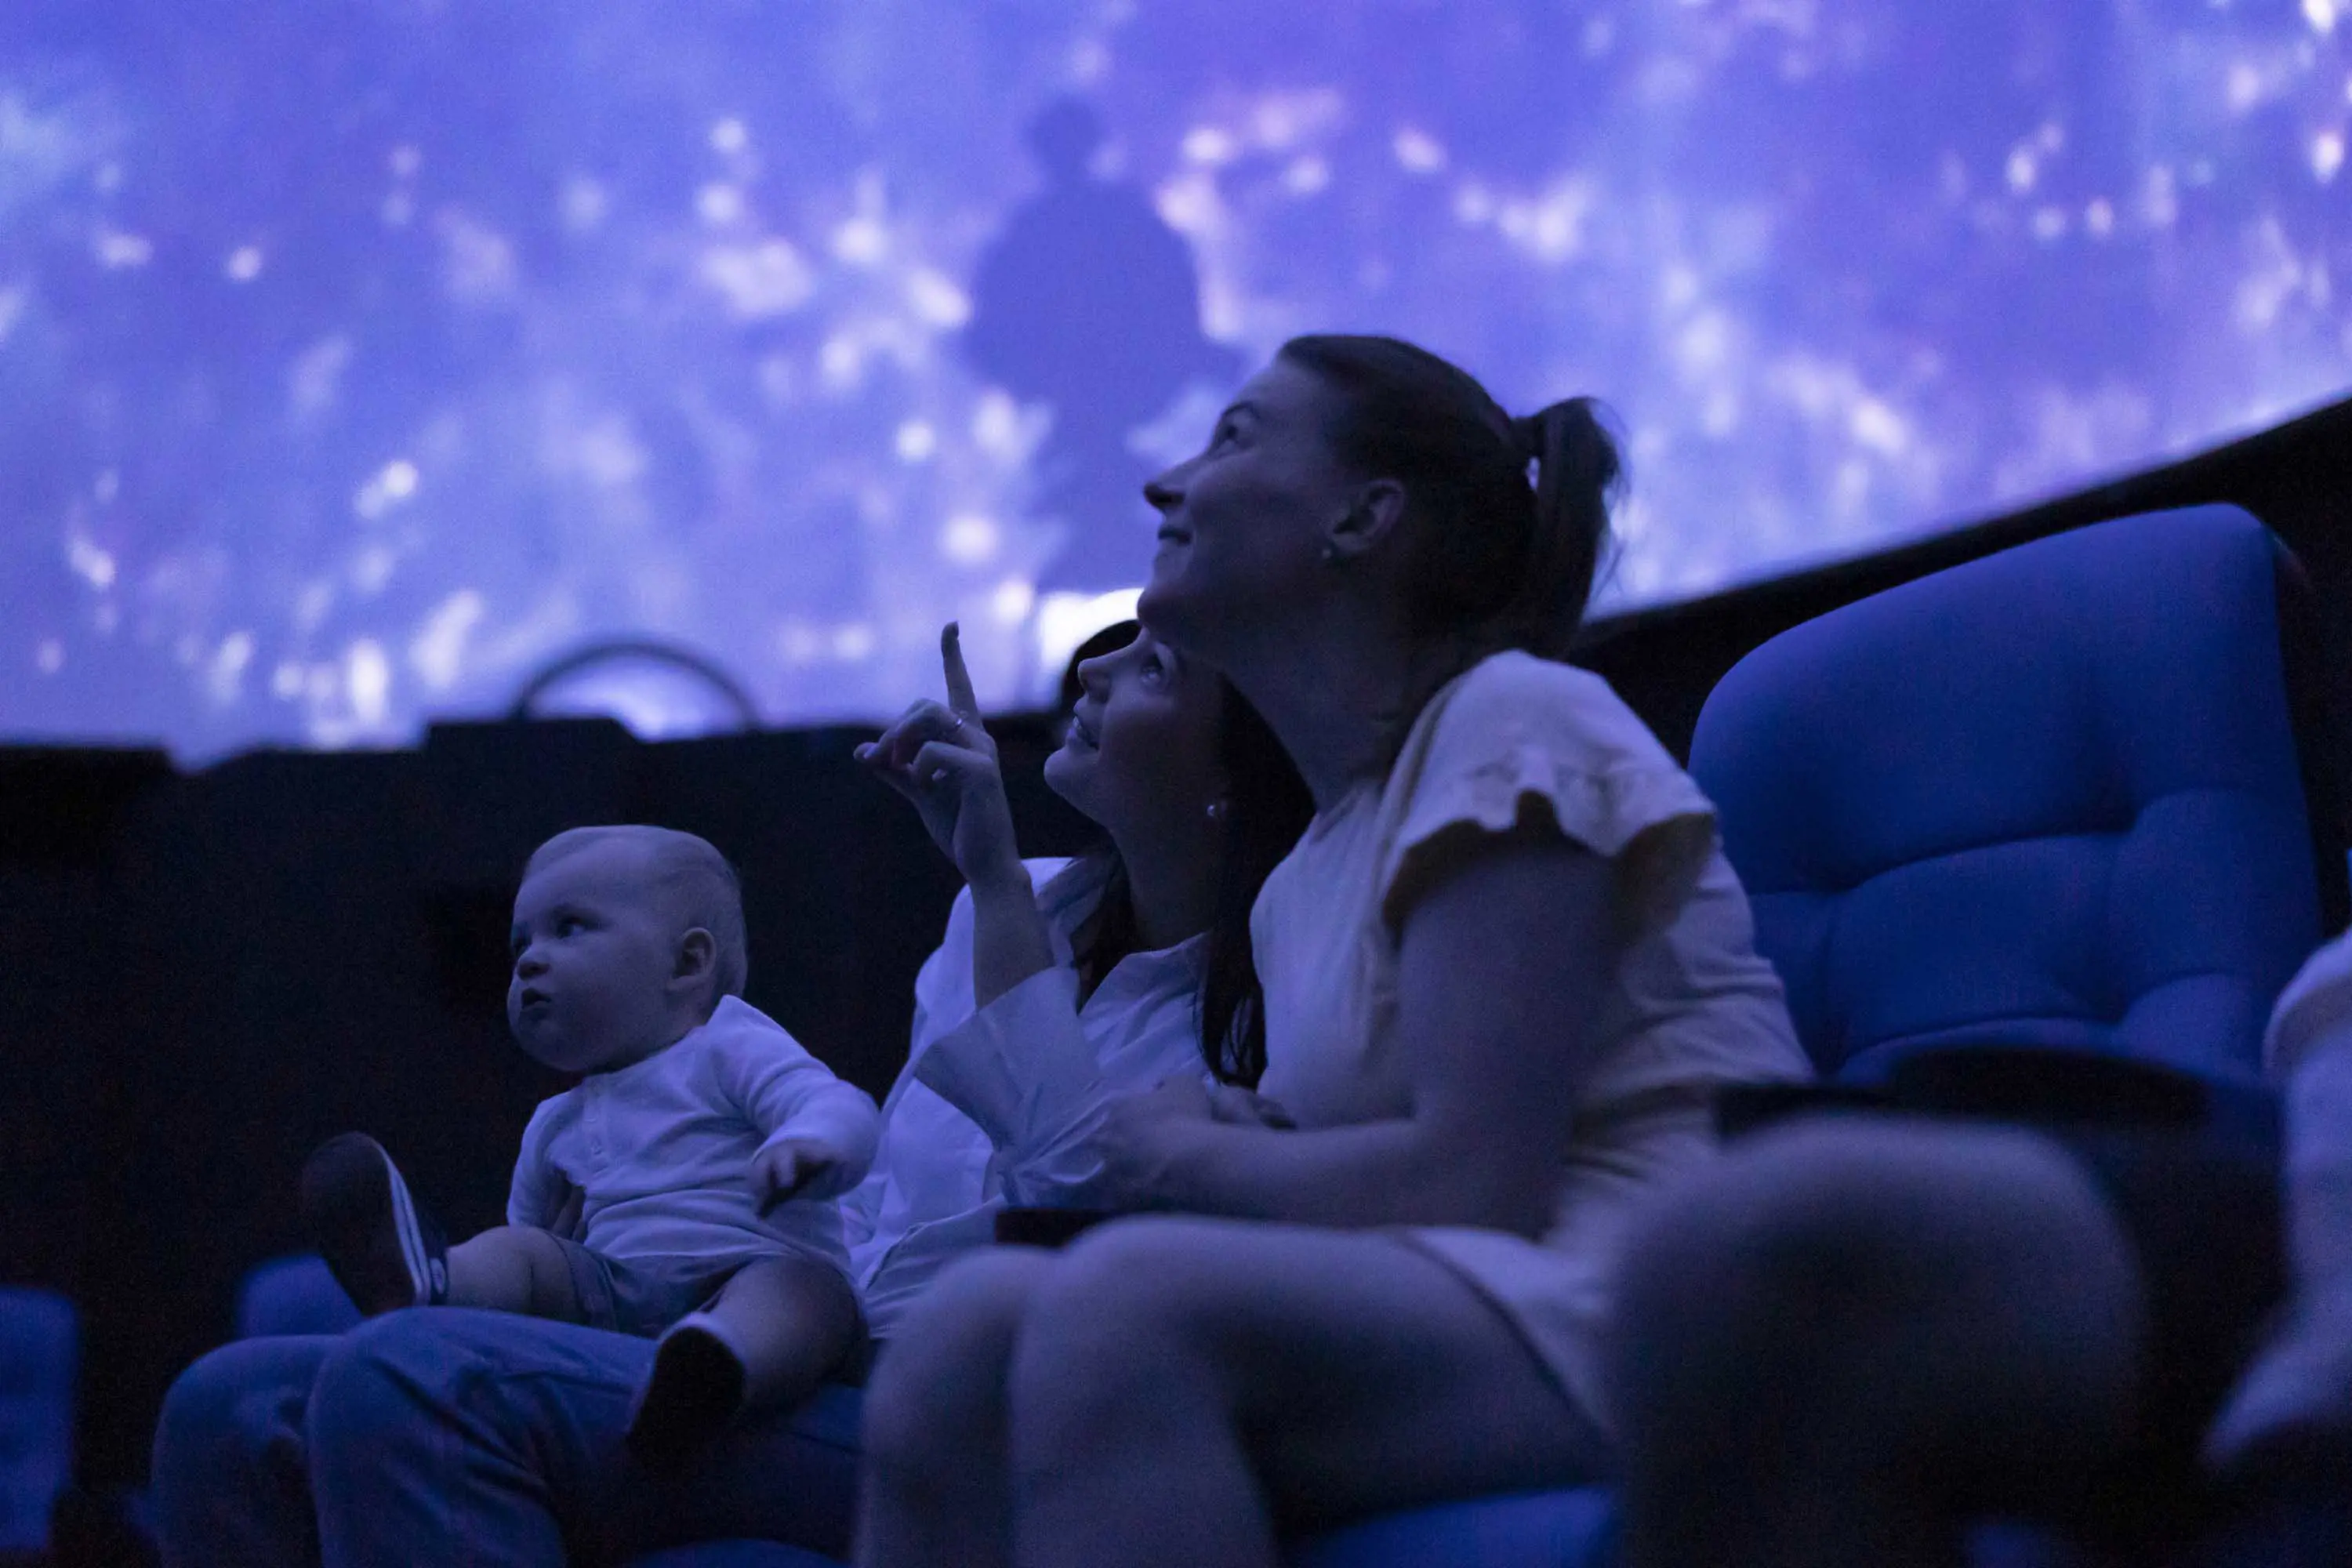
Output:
(1105, 826), (1613, 1233)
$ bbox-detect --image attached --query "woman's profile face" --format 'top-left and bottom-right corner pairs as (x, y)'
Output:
(1044, 630), (1225, 838)
(1138, 356), (1360, 662)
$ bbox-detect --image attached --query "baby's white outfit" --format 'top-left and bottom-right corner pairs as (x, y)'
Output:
(508, 995), (880, 1336)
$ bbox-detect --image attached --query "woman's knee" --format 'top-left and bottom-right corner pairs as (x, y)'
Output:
(862, 1249), (1054, 1475)
(307, 1308), (473, 1454)
(1010, 1219), (1246, 1414)
(154, 1337), (328, 1487)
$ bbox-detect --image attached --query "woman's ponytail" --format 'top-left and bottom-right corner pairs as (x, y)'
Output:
(1503, 397), (1623, 659)
(1276, 336), (1622, 668)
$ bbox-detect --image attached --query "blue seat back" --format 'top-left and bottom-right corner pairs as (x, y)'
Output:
(1690, 506), (2325, 1084)
(0, 1287), (76, 1552)
(235, 1254), (360, 1339)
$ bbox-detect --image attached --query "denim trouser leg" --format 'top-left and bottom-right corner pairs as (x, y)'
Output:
(152, 1335), (338, 1568)
(308, 1308), (862, 1568)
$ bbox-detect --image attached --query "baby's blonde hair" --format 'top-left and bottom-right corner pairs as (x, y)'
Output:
(524, 826), (749, 1011)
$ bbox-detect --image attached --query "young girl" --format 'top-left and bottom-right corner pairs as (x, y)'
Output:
(857, 337), (1811, 1567)
(846, 619), (1313, 1333)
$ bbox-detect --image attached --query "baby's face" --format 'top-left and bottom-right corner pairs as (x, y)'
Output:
(507, 839), (688, 1073)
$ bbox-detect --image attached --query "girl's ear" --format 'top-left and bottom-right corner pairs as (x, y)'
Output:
(1204, 760), (1234, 823)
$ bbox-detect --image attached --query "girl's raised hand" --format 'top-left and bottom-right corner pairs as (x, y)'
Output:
(855, 623), (1025, 892)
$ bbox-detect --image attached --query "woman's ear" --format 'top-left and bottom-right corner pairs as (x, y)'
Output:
(1323, 477), (1406, 565)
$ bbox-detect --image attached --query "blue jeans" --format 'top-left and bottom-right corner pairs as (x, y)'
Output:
(151, 1309), (862, 1568)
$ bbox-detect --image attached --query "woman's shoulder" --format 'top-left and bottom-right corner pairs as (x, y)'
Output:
(1378, 649), (1719, 929)
(1414, 650), (1676, 777)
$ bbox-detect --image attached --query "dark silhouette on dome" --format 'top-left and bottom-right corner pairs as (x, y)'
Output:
(963, 99), (1240, 593)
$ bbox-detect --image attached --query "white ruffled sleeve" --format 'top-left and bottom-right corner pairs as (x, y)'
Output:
(845, 857), (1084, 1247)
(1381, 654), (1719, 938)
(911, 965), (1120, 1207)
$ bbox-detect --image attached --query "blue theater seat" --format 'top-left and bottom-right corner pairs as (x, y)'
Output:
(1689, 504), (2333, 1089)
(633, 506), (2344, 1568)
(234, 1254), (361, 1340)
(0, 1287), (77, 1554)
(1680, 503), (2344, 1564)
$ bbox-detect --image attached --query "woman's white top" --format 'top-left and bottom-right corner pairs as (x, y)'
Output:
(507, 996), (880, 1273)
(1250, 651), (1810, 1432)
(846, 856), (1210, 1336)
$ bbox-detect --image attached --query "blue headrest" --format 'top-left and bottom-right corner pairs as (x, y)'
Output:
(1690, 506), (2321, 1083)
(0, 1287), (76, 1552)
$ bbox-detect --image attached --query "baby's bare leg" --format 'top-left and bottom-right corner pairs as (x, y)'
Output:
(445, 1226), (583, 1321)
(700, 1254), (860, 1407)
(626, 1253), (859, 1470)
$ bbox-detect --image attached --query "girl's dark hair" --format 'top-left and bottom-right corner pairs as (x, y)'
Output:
(1196, 679), (1315, 1085)
(1276, 334), (1623, 662)
(1063, 622), (1315, 1088)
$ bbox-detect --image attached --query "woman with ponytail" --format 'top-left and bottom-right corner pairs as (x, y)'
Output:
(858, 338), (1809, 1567)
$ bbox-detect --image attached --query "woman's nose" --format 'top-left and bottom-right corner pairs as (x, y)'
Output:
(515, 947), (547, 978)
(1143, 466), (1184, 513)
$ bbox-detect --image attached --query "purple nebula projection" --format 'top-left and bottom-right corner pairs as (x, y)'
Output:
(2, 1), (2347, 756)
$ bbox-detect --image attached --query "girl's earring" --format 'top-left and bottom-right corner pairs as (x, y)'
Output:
(1319, 541), (1341, 567)
(1206, 799), (1228, 822)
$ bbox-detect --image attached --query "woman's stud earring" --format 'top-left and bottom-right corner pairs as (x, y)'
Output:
(1319, 541), (1341, 566)
(1206, 800), (1228, 822)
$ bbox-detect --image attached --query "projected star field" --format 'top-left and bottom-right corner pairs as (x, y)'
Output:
(2, 1), (2347, 754)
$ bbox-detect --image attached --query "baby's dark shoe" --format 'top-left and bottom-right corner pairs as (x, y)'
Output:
(627, 1316), (748, 1473)
(299, 1132), (450, 1316)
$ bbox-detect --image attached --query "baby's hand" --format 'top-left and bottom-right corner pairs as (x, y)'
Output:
(546, 1178), (587, 1242)
(752, 1138), (840, 1214)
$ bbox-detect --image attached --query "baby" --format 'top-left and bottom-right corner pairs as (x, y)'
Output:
(299, 825), (880, 1466)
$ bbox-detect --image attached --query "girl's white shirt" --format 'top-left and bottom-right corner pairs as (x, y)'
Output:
(844, 855), (1210, 1336)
